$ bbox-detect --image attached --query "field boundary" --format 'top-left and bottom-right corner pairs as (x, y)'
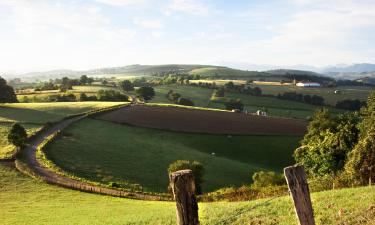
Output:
(14, 103), (173, 201)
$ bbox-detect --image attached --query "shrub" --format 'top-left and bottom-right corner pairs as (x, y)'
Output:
(177, 97), (194, 106)
(136, 86), (155, 102)
(168, 160), (204, 194)
(251, 171), (286, 188)
(225, 98), (244, 111)
(97, 90), (128, 102)
(8, 123), (27, 149)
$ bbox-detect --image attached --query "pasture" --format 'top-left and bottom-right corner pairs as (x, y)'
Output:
(44, 117), (301, 193)
(1, 163), (374, 224)
(0, 102), (125, 158)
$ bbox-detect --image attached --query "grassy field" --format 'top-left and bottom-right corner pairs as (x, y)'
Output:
(1, 163), (374, 225)
(150, 84), (215, 107)
(0, 102), (125, 158)
(44, 118), (301, 193)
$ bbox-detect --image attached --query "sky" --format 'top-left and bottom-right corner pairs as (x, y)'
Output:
(0, 0), (374, 73)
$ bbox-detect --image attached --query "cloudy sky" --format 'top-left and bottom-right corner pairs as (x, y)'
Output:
(0, 0), (374, 73)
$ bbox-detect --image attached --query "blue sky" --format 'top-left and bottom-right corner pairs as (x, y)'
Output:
(0, 0), (374, 73)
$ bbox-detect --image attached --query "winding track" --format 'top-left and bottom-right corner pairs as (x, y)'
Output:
(16, 109), (171, 201)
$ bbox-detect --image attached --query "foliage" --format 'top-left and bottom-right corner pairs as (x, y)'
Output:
(136, 86), (155, 101)
(59, 77), (74, 92)
(7, 123), (27, 148)
(336, 99), (366, 111)
(344, 91), (375, 185)
(177, 97), (194, 106)
(213, 88), (225, 98)
(0, 77), (18, 103)
(48, 94), (77, 102)
(35, 82), (58, 91)
(120, 80), (134, 92)
(251, 171), (286, 188)
(168, 160), (204, 194)
(96, 90), (128, 102)
(295, 109), (360, 176)
(79, 75), (94, 85)
(277, 91), (325, 106)
(225, 98), (244, 111)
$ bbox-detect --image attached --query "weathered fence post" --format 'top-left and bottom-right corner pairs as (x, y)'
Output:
(169, 169), (199, 225)
(284, 165), (315, 225)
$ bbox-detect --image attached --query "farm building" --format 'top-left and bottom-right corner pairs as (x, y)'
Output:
(296, 82), (321, 87)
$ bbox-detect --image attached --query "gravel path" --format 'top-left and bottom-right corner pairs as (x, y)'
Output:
(18, 114), (171, 201)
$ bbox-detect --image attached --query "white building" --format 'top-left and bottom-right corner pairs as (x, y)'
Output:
(296, 82), (321, 87)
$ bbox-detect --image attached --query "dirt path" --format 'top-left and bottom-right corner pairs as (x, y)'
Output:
(18, 114), (171, 201)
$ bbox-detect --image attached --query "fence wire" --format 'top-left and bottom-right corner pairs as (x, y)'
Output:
(213, 191), (290, 225)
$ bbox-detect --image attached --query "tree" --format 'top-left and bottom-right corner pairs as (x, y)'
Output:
(168, 160), (204, 194)
(60, 77), (73, 92)
(295, 109), (359, 176)
(213, 88), (225, 98)
(345, 91), (375, 185)
(80, 75), (89, 85)
(253, 87), (262, 96)
(120, 80), (134, 92)
(251, 171), (286, 188)
(345, 129), (375, 186)
(177, 98), (194, 106)
(225, 99), (244, 111)
(0, 77), (18, 103)
(96, 90), (128, 102)
(136, 86), (155, 102)
(7, 123), (27, 151)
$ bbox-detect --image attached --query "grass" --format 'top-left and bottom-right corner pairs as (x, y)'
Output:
(150, 84), (215, 107)
(44, 118), (301, 193)
(211, 93), (345, 119)
(1, 163), (374, 225)
(0, 102), (125, 158)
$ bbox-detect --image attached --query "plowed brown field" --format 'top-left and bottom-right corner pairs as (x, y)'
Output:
(97, 105), (307, 135)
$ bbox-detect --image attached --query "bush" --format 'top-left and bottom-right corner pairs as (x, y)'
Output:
(136, 86), (155, 102)
(225, 99), (244, 111)
(177, 97), (194, 106)
(8, 123), (27, 149)
(251, 171), (286, 188)
(168, 160), (204, 194)
(96, 90), (129, 102)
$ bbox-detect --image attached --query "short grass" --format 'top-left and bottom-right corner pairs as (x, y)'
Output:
(0, 102), (125, 158)
(211, 93), (345, 119)
(44, 118), (301, 193)
(150, 84), (214, 107)
(1, 163), (374, 225)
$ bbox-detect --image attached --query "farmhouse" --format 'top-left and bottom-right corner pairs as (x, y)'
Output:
(296, 82), (321, 87)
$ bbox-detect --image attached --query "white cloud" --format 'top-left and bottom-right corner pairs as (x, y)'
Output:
(95, 0), (146, 6)
(166, 0), (209, 15)
(134, 18), (164, 29)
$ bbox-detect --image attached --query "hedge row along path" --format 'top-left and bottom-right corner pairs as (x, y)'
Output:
(16, 106), (172, 201)
(98, 105), (307, 135)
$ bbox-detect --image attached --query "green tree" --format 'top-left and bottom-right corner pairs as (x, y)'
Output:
(120, 80), (134, 92)
(251, 171), (286, 188)
(80, 75), (88, 85)
(345, 91), (375, 185)
(295, 109), (359, 176)
(168, 160), (204, 194)
(7, 123), (27, 151)
(136, 86), (155, 102)
(177, 98), (194, 106)
(225, 99), (244, 111)
(0, 77), (18, 103)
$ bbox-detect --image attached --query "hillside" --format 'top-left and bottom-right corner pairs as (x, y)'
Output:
(1, 163), (374, 224)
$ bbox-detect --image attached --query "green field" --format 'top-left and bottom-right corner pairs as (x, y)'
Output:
(0, 102), (125, 158)
(44, 118), (301, 193)
(1, 163), (374, 225)
(150, 84), (215, 107)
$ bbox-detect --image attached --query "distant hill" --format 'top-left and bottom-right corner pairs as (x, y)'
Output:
(11, 64), (338, 83)
(323, 63), (375, 73)
(267, 69), (334, 83)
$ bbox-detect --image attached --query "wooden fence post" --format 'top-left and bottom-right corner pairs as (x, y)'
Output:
(169, 169), (199, 225)
(284, 165), (315, 225)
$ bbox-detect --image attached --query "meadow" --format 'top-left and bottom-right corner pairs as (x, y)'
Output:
(1, 163), (374, 225)
(43, 118), (301, 193)
(149, 84), (344, 119)
(0, 102), (125, 158)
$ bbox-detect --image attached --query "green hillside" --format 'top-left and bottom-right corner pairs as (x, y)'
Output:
(44, 118), (301, 193)
(1, 163), (374, 224)
(0, 102), (125, 158)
